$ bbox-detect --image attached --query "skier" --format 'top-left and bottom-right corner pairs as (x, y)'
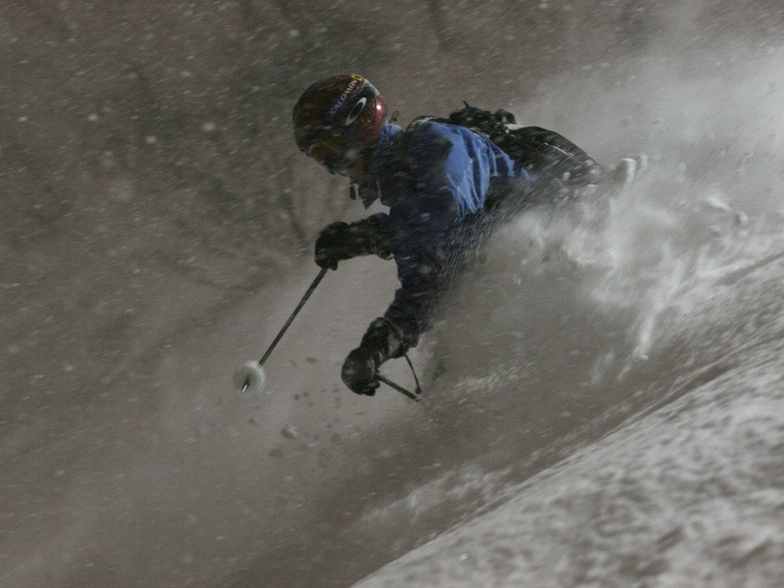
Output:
(293, 74), (630, 397)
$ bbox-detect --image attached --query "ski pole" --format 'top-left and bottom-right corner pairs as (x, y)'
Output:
(256, 266), (329, 369)
(232, 266), (421, 402)
(377, 374), (420, 402)
(234, 267), (329, 394)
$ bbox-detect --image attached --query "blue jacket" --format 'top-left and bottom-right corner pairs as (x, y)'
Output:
(359, 120), (534, 343)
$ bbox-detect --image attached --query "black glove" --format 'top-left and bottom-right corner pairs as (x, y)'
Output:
(341, 318), (409, 396)
(314, 215), (392, 270)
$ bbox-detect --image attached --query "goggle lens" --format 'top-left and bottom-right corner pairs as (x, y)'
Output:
(307, 128), (348, 165)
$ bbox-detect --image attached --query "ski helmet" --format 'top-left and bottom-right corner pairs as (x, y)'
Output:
(293, 74), (387, 174)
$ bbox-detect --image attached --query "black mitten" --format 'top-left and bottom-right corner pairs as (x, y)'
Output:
(341, 318), (409, 395)
(314, 215), (392, 270)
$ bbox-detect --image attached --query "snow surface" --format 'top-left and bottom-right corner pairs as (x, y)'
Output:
(355, 258), (784, 586)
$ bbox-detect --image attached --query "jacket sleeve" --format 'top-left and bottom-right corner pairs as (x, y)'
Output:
(381, 122), (514, 344)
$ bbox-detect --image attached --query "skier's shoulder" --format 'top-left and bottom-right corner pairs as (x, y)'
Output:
(404, 118), (482, 169)
(407, 117), (481, 146)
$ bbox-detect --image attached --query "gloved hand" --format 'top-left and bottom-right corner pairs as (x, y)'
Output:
(341, 347), (380, 396)
(315, 215), (392, 270)
(341, 318), (409, 395)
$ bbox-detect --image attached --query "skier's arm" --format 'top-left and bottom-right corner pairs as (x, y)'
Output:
(383, 123), (505, 344)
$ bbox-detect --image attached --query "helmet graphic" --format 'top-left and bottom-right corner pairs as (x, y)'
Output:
(293, 74), (387, 174)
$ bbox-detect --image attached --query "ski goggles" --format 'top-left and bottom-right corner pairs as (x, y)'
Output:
(305, 126), (355, 175)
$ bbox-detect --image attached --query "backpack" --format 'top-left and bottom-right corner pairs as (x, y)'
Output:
(401, 103), (604, 193)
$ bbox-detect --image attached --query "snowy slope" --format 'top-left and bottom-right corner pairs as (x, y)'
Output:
(355, 358), (784, 586)
(355, 263), (784, 587)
